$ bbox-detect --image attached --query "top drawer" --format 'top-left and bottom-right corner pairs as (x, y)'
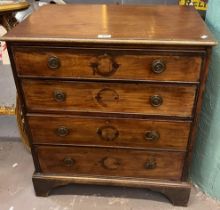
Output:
(13, 47), (202, 82)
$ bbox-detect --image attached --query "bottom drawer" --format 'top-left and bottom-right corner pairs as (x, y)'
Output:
(36, 146), (185, 181)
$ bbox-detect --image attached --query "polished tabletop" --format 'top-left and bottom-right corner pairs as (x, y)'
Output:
(2, 4), (216, 46)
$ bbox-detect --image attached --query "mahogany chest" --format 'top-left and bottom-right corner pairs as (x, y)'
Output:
(2, 4), (216, 206)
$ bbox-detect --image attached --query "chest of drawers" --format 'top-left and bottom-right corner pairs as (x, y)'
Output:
(2, 4), (216, 206)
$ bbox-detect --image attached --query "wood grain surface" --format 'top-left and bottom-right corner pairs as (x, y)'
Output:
(4, 4), (216, 206)
(36, 145), (185, 181)
(22, 80), (196, 117)
(2, 5), (216, 46)
(28, 114), (191, 150)
(32, 173), (191, 206)
(13, 47), (202, 82)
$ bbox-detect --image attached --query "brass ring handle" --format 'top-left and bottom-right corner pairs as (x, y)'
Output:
(48, 56), (61, 70)
(97, 125), (119, 141)
(53, 90), (66, 102)
(56, 126), (69, 137)
(63, 157), (75, 166)
(95, 88), (119, 107)
(102, 157), (121, 170)
(144, 159), (157, 169)
(144, 131), (160, 141)
(150, 95), (163, 107)
(151, 60), (166, 74)
(90, 54), (120, 77)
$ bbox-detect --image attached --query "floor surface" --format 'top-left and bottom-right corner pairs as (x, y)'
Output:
(0, 116), (19, 138)
(0, 138), (220, 210)
(0, 64), (16, 108)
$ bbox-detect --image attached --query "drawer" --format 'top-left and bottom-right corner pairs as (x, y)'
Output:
(22, 80), (196, 117)
(28, 115), (191, 150)
(13, 47), (202, 82)
(36, 146), (185, 181)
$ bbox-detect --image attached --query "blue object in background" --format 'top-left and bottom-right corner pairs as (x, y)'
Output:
(191, 0), (220, 200)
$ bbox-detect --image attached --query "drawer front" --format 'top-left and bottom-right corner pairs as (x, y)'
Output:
(36, 146), (185, 180)
(22, 80), (196, 117)
(28, 115), (191, 150)
(13, 47), (202, 82)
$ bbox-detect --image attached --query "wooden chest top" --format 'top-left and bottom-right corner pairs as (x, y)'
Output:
(2, 4), (216, 46)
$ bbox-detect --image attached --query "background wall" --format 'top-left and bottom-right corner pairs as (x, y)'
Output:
(191, 0), (220, 200)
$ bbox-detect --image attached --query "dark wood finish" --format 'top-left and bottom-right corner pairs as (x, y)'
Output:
(13, 47), (202, 82)
(3, 4), (216, 207)
(2, 5), (216, 46)
(182, 48), (213, 179)
(36, 146), (185, 181)
(8, 40), (212, 51)
(32, 173), (191, 206)
(22, 80), (196, 117)
(4, 43), (42, 172)
(28, 115), (191, 150)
